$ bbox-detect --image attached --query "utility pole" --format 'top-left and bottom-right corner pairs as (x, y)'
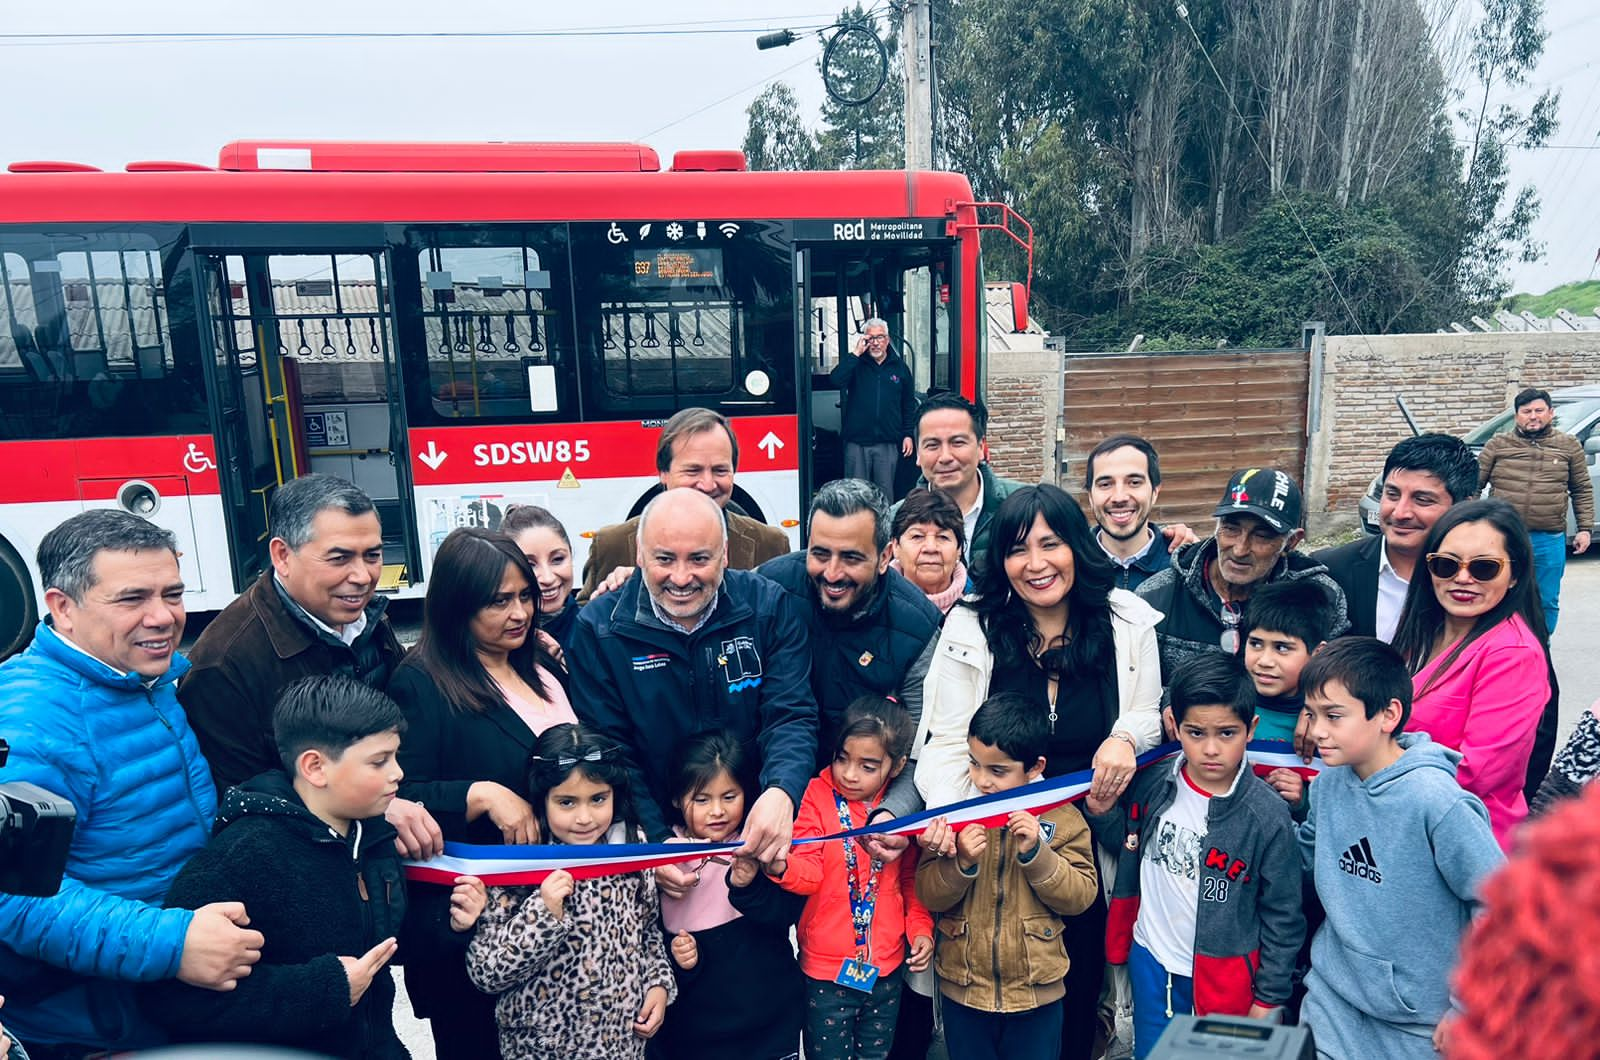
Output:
(901, 0), (933, 170)
(900, 0), (935, 389)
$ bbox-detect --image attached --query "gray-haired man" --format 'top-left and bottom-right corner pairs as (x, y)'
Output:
(181, 475), (439, 857)
(830, 317), (917, 499)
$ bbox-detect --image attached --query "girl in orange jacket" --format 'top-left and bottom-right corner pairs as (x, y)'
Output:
(773, 696), (934, 1060)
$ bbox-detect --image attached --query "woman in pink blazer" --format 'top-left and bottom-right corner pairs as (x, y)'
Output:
(1391, 498), (1552, 850)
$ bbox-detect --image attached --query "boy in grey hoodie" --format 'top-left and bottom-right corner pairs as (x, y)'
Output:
(1295, 638), (1504, 1059)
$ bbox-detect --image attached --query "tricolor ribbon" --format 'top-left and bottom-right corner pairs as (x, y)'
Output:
(404, 739), (1322, 886)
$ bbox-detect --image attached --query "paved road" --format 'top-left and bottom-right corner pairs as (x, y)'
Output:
(1550, 551), (1599, 744)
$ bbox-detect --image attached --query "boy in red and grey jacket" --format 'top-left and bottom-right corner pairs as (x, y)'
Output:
(1084, 654), (1304, 1059)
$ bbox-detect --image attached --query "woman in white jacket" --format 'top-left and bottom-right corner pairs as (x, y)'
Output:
(912, 482), (1162, 1060)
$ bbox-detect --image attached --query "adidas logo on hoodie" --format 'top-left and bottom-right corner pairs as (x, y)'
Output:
(1339, 836), (1382, 884)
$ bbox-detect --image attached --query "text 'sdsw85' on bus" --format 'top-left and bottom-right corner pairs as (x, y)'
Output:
(0, 140), (1031, 655)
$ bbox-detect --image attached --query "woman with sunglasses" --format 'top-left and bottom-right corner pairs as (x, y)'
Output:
(1391, 498), (1552, 851)
(386, 527), (575, 1059)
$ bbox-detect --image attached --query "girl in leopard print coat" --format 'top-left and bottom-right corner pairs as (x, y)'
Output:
(466, 724), (677, 1060)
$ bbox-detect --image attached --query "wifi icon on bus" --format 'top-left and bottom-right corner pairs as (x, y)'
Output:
(718, 222), (741, 238)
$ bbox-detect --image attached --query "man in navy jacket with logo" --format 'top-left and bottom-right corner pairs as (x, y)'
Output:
(570, 489), (818, 890)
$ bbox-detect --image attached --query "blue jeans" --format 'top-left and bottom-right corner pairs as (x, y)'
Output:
(1528, 530), (1567, 632)
(1129, 941), (1195, 1060)
(941, 997), (1063, 1060)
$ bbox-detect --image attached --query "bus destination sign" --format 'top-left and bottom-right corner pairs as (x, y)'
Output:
(793, 218), (948, 242)
(633, 247), (724, 288)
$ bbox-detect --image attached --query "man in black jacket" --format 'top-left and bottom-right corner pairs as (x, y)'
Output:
(1314, 434), (1477, 642)
(830, 317), (916, 499)
(1137, 469), (1349, 686)
(570, 488), (818, 887)
(758, 478), (941, 818)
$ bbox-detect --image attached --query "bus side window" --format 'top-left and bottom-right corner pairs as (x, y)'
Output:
(409, 230), (573, 422)
(571, 222), (794, 419)
(0, 230), (205, 442)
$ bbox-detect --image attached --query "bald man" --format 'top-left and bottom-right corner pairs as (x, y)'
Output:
(569, 489), (818, 889)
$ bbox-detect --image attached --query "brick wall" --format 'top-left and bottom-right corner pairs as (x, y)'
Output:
(983, 347), (1057, 485)
(1305, 331), (1600, 532)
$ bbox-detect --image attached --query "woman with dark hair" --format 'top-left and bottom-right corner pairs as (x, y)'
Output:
(913, 483), (1163, 1060)
(386, 526), (574, 1060)
(502, 504), (581, 654)
(889, 487), (968, 614)
(1391, 497), (1552, 851)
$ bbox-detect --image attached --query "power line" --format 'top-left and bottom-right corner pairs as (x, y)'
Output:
(1453, 139), (1600, 150)
(0, 16), (844, 48)
(637, 48), (823, 140)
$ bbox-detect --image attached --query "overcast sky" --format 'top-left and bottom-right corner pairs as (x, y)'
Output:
(3, 0), (1595, 304)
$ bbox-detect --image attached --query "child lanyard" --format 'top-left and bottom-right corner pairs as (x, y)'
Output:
(833, 789), (885, 992)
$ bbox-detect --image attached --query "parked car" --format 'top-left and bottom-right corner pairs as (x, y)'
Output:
(1359, 384), (1600, 537)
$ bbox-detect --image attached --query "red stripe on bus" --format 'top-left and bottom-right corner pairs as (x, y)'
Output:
(408, 416), (800, 487)
(0, 436), (221, 504)
(0, 170), (976, 225)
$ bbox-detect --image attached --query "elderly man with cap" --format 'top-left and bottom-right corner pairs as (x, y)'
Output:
(1136, 468), (1349, 684)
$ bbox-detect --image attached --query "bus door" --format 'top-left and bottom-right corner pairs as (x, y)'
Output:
(798, 232), (958, 497)
(192, 234), (419, 592)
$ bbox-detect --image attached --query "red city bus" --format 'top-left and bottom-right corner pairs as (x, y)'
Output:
(0, 140), (1031, 654)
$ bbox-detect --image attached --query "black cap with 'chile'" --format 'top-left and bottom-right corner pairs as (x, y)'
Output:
(1213, 468), (1303, 535)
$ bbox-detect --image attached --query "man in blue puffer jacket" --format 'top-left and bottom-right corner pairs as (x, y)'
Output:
(0, 510), (263, 1058)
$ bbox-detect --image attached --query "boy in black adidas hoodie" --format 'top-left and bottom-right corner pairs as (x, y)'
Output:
(1085, 654), (1303, 1059)
(145, 675), (486, 1059)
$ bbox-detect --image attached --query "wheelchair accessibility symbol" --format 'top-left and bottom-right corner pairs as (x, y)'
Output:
(183, 443), (216, 474)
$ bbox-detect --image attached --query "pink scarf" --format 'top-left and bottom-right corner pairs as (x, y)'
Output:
(891, 557), (967, 615)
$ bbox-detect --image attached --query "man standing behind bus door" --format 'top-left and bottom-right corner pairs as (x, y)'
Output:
(830, 318), (916, 501)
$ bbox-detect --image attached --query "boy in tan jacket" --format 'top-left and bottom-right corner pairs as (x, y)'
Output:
(915, 691), (1099, 1058)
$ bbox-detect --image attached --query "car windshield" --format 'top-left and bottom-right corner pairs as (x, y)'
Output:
(1463, 396), (1600, 446)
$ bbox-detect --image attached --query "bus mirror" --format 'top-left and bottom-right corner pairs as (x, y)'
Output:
(1010, 282), (1029, 332)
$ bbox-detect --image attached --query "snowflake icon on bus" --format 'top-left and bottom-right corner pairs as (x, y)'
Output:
(665, 222), (684, 241)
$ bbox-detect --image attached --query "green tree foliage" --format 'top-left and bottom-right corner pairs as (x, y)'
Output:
(1074, 195), (1460, 348)
(1456, 0), (1559, 304)
(743, 82), (825, 172)
(741, 0), (1549, 345)
(926, 0), (1549, 346)
(816, 5), (904, 169)
(742, 6), (902, 172)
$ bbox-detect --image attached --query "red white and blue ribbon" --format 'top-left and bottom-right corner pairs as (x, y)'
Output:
(404, 739), (1322, 886)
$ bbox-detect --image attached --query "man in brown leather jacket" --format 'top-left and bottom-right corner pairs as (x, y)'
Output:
(579, 407), (790, 598)
(181, 474), (441, 861)
(1478, 387), (1594, 631)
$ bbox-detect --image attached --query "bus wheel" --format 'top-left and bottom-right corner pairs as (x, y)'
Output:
(0, 540), (36, 660)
